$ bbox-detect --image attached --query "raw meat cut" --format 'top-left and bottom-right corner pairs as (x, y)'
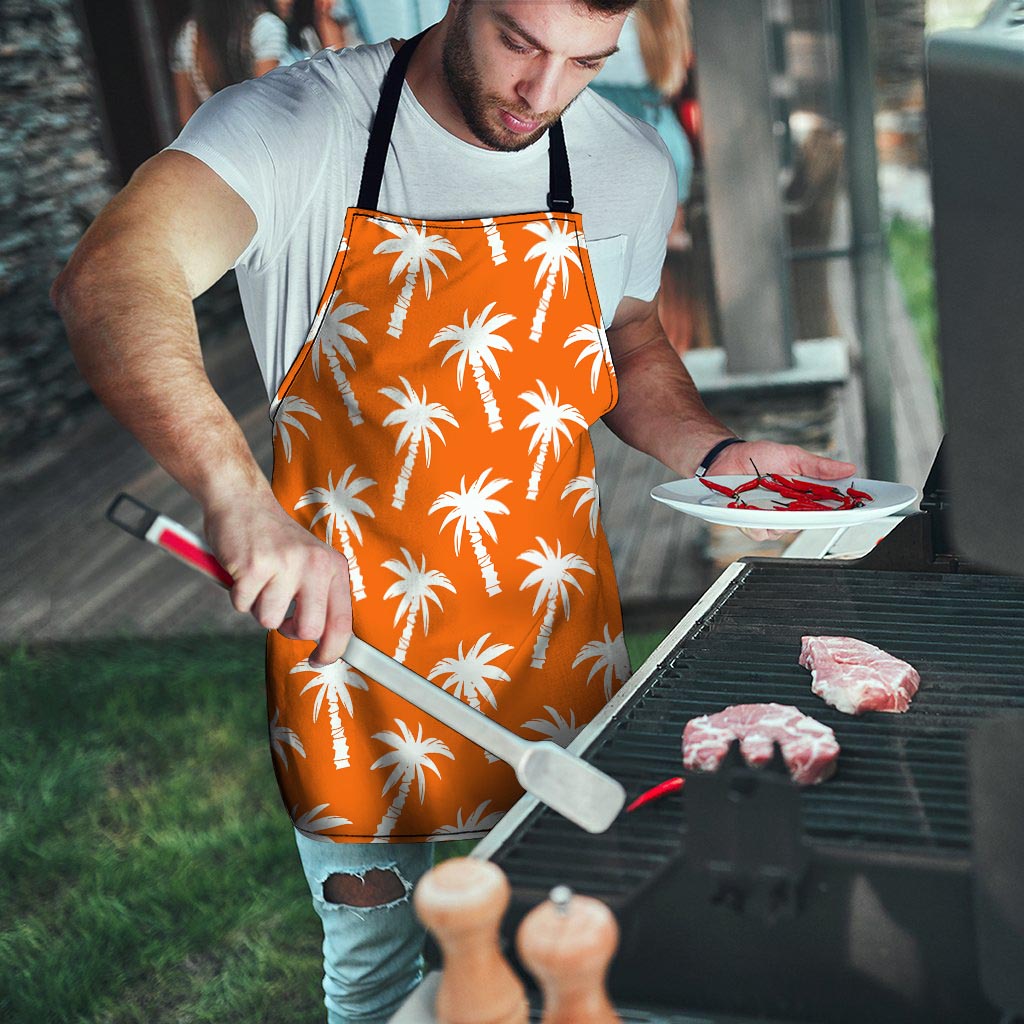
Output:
(799, 636), (920, 716)
(682, 703), (839, 785)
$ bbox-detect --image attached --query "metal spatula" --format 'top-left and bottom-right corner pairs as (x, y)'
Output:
(106, 493), (626, 834)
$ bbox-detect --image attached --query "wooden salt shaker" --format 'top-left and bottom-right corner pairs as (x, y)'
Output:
(413, 857), (528, 1024)
(517, 885), (621, 1024)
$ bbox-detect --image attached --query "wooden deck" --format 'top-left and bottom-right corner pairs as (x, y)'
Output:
(1, 241), (940, 644)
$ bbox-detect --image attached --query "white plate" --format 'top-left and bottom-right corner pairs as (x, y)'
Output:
(650, 476), (919, 530)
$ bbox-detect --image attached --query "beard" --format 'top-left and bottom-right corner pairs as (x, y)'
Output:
(441, 3), (561, 152)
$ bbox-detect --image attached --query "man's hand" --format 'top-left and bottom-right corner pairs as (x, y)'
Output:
(204, 495), (353, 666)
(708, 440), (857, 542)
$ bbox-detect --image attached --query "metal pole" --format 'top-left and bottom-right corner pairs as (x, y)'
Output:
(837, 0), (899, 480)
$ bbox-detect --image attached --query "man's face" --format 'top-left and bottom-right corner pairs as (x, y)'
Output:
(442, 1), (627, 151)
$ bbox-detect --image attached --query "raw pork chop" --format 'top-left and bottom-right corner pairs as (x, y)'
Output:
(682, 703), (839, 785)
(799, 636), (920, 716)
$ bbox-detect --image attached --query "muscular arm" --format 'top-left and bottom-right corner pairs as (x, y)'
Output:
(604, 293), (856, 509)
(603, 295), (733, 477)
(51, 151), (353, 662)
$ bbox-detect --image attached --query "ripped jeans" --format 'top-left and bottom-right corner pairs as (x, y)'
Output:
(294, 828), (436, 1024)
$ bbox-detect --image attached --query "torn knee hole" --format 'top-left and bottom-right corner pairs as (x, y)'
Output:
(323, 868), (407, 908)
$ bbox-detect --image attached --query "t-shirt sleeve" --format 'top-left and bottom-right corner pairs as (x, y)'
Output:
(623, 131), (678, 302)
(165, 65), (342, 273)
(251, 12), (288, 63)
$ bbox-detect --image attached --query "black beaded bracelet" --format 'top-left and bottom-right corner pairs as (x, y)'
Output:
(694, 437), (745, 478)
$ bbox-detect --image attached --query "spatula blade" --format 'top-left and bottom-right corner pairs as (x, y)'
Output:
(517, 741), (626, 834)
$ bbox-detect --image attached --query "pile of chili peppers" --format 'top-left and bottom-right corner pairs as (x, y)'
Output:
(699, 466), (873, 512)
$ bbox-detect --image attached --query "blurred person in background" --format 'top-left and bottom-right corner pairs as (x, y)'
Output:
(592, 0), (693, 238)
(276, 0), (350, 62)
(334, 0), (449, 45)
(171, 0), (289, 126)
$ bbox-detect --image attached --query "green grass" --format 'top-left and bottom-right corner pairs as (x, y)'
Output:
(0, 630), (665, 1022)
(887, 215), (942, 406)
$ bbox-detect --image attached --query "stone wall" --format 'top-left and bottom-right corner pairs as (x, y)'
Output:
(0, 0), (116, 459)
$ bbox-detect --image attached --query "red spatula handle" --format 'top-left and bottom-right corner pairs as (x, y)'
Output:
(106, 492), (234, 589)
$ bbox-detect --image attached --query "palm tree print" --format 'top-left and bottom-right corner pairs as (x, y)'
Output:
(522, 704), (582, 747)
(373, 218), (462, 340)
(382, 548), (456, 664)
(479, 218), (507, 265)
(292, 802), (352, 841)
(429, 302), (515, 432)
(573, 625), (631, 701)
(380, 376), (459, 509)
(429, 800), (504, 839)
(312, 296), (369, 425)
(294, 465), (376, 602)
(291, 656), (369, 770)
(270, 708), (306, 770)
(273, 396), (321, 463)
(564, 323), (612, 393)
(519, 537), (595, 669)
(429, 469), (511, 596)
(561, 473), (600, 536)
(519, 381), (588, 501)
(523, 215), (583, 342)
(371, 718), (454, 841)
(427, 633), (514, 711)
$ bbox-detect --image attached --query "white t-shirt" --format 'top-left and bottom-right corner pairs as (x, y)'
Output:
(168, 40), (677, 402)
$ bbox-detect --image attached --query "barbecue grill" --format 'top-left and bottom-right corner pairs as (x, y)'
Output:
(464, 10), (1024, 1022)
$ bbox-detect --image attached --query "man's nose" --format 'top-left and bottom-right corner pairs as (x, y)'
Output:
(517, 62), (562, 117)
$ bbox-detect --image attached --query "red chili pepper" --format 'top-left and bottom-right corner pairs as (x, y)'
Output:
(847, 486), (873, 501)
(778, 498), (835, 511)
(626, 776), (685, 813)
(699, 477), (737, 498)
(734, 478), (762, 494)
(772, 473), (843, 498)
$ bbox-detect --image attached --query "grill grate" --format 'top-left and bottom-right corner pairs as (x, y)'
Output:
(493, 564), (1024, 902)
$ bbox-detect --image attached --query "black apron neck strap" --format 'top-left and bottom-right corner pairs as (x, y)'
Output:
(546, 118), (574, 213)
(357, 30), (575, 215)
(357, 30), (428, 211)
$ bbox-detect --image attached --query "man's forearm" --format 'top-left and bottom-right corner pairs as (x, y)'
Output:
(603, 332), (734, 478)
(53, 250), (272, 514)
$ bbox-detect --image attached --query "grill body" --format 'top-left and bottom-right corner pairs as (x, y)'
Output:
(483, 557), (1024, 1022)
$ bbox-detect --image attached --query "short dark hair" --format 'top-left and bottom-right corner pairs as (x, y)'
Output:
(579, 0), (640, 13)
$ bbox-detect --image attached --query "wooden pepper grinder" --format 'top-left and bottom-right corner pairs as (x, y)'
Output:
(516, 885), (621, 1024)
(413, 857), (528, 1024)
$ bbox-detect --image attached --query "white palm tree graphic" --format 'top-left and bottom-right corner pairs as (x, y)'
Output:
(518, 537), (595, 669)
(522, 704), (582, 747)
(294, 466), (376, 602)
(292, 802), (352, 841)
(429, 469), (511, 596)
(290, 656), (370, 770)
(273, 396), (321, 463)
(519, 382), (588, 501)
(382, 548), (456, 663)
(573, 625), (632, 701)
(561, 473), (600, 537)
(564, 323), (612, 393)
(312, 296), (369, 425)
(429, 800), (505, 839)
(371, 718), (454, 841)
(380, 376), (459, 510)
(270, 708), (306, 770)
(524, 215), (583, 342)
(373, 218), (462, 340)
(479, 218), (507, 265)
(429, 302), (515, 432)
(427, 633), (514, 711)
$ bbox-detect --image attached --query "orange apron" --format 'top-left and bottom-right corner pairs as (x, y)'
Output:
(266, 32), (630, 842)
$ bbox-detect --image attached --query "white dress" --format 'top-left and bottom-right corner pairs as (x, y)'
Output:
(170, 11), (288, 102)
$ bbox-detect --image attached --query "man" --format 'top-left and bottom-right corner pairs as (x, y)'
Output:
(52, 2), (855, 1020)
